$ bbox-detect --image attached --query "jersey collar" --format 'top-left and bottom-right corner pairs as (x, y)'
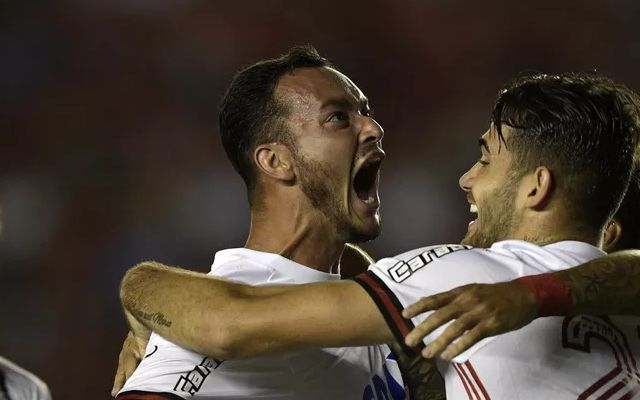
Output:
(211, 248), (342, 283)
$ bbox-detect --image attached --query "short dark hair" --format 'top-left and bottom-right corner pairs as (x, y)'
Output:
(219, 45), (333, 198)
(491, 73), (640, 230)
(612, 163), (640, 250)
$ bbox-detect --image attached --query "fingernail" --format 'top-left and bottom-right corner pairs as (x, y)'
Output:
(422, 347), (433, 358)
(441, 350), (451, 360)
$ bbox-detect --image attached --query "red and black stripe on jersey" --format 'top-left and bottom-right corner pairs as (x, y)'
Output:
(116, 390), (185, 400)
(352, 271), (425, 356)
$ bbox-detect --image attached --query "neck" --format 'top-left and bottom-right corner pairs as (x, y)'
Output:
(510, 212), (601, 247)
(245, 195), (345, 274)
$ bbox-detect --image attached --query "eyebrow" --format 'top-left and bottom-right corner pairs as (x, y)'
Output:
(320, 95), (369, 111)
(479, 138), (490, 154)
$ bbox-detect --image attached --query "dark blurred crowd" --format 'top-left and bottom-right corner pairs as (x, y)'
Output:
(1, 0), (639, 397)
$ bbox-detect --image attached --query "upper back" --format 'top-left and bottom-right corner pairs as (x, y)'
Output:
(365, 240), (640, 399)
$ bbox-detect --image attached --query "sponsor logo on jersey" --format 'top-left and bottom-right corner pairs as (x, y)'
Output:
(388, 245), (471, 282)
(173, 357), (224, 395)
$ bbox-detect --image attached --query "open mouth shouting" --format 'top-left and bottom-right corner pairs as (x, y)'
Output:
(469, 203), (478, 226)
(351, 150), (385, 214)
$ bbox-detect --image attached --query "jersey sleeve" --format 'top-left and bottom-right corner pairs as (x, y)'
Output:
(353, 244), (521, 361)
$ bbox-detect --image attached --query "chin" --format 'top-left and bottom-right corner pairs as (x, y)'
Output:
(348, 220), (381, 243)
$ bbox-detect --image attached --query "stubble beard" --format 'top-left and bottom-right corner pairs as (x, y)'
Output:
(293, 151), (379, 243)
(461, 181), (519, 248)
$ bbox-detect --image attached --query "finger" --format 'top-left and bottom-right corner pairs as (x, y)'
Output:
(421, 312), (479, 358)
(135, 339), (150, 359)
(112, 372), (124, 397)
(405, 303), (461, 347)
(122, 351), (141, 381)
(402, 290), (458, 319)
(112, 356), (126, 397)
(440, 324), (488, 361)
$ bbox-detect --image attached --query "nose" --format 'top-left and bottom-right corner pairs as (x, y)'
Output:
(459, 165), (475, 192)
(359, 117), (384, 146)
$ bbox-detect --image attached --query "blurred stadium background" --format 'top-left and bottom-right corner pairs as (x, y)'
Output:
(1, 0), (639, 397)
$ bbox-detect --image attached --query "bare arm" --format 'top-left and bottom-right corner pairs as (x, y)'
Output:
(120, 261), (393, 359)
(403, 250), (640, 360)
(557, 249), (640, 314)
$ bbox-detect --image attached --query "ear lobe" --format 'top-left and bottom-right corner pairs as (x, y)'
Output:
(254, 143), (296, 183)
(602, 219), (622, 252)
(525, 167), (553, 209)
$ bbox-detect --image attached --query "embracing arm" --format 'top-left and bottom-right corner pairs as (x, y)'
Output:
(403, 249), (640, 360)
(557, 249), (640, 314)
(120, 261), (393, 359)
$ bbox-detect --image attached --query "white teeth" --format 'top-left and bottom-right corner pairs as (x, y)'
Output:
(470, 204), (478, 213)
(363, 196), (375, 205)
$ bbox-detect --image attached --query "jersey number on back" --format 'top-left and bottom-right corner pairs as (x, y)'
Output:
(562, 315), (640, 399)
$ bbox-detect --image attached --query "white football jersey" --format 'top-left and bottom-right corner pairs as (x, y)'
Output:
(0, 356), (51, 400)
(119, 248), (406, 399)
(354, 240), (640, 400)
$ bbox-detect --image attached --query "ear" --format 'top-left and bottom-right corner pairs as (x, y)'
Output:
(523, 166), (554, 209)
(254, 143), (296, 183)
(602, 219), (622, 252)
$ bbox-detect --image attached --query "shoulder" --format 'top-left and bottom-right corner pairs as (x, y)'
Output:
(0, 358), (51, 400)
(370, 243), (524, 288)
(209, 255), (277, 285)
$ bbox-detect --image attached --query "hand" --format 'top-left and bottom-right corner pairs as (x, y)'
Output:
(112, 309), (152, 396)
(111, 330), (150, 396)
(402, 281), (538, 360)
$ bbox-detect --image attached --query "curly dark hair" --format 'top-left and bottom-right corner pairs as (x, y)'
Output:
(491, 72), (640, 231)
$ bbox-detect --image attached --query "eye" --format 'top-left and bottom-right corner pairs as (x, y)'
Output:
(477, 159), (490, 166)
(328, 112), (349, 123)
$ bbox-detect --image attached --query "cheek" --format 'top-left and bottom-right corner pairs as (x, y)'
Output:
(303, 136), (353, 159)
(311, 145), (355, 173)
(296, 134), (358, 185)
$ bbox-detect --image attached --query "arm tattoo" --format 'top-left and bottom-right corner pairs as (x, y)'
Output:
(131, 307), (173, 328)
(390, 341), (445, 400)
(556, 250), (640, 315)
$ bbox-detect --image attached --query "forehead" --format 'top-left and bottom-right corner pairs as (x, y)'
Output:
(274, 67), (366, 110)
(481, 124), (515, 152)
